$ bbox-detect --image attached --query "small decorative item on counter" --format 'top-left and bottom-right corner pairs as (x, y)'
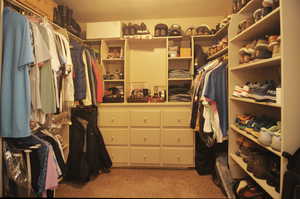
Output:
(103, 86), (124, 103)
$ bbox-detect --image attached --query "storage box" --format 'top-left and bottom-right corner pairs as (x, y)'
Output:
(180, 48), (191, 57)
(87, 21), (122, 39)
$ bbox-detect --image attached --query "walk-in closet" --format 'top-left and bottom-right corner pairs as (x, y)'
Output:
(0, 0), (300, 198)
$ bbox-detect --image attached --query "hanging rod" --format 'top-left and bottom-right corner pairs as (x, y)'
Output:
(4, 0), (86, 44)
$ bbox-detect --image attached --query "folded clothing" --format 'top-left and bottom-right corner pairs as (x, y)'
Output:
(168, 69), (190, 78)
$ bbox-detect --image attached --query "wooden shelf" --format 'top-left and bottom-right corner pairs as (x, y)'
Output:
(230, 153), (280, 199)
(103, 79), (124, 82)
(230, 56), (281, 71)
(231, 124), (281, 156)
(237, 0), (262, 15)
(230, 97), (281, 108)
(168, 57), (193, 60)
(230, 7), (280, 43)
(208, 47), (228, 61)
(168, 78), (192, 81)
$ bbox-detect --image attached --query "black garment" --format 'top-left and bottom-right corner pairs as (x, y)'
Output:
(282, 170), (300, 199)
(66, 106), (112, 183)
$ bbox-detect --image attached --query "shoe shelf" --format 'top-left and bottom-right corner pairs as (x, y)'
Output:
(230, 7), (280, 43)
(230, 153), (281, 199)
(168, 78), (192, 81)
(231, 124), (281, 157)
(230, 56), (281, 71)
(207, 47), (228, 61)
(237, 0), (262, 15)
(230, 97), (281, 108)
(168, 57), (193, 60)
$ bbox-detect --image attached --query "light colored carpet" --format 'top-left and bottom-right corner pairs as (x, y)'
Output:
(56, 168), (227, 198)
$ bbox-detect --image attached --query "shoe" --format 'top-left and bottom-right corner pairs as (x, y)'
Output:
(255, 38), (272, 59)
(248, 80), (276, 102)
(252, 153), (270, 179)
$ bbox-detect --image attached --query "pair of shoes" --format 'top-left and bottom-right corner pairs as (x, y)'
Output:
(154, 24), (168, 37)
(195, 24), (212, 35)
(258, 121), (281, 151)
(123, 23), (150, 36)
(233, 178), (270, 198)
(248, 80), (277, 102)
(208, 37), (228, 56)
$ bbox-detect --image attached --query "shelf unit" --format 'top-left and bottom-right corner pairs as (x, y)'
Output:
(228, 1), (300, 198)
(230, 56), (281, 71)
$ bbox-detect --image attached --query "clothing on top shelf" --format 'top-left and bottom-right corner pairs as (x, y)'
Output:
(168, 69), (191, 78)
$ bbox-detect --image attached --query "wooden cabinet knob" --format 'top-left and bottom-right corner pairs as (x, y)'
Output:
(144, 155), (147, 161)
(177, 137), (181, 142)
(176, 156), (181, 162)
(143, 118), (148, 123)
(111, 136), (115, 141)
(177, 119), (181, 123)
(144, 137), (147, 142)
(111, 118), (115, 122)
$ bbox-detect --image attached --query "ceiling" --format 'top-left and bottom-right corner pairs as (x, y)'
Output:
(55, 0), (232, 22)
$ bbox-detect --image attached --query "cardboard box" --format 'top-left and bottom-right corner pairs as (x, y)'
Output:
(180, 48), (191, 57)
(87, 21), (122, 39)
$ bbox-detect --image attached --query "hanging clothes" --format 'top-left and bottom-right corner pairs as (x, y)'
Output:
(1, 7), (34, 138)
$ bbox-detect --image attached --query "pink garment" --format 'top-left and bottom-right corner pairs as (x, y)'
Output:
(42, 146), (59, 197)
(92, 59), (103, 103)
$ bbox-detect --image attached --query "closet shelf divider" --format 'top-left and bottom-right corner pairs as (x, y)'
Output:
(230, 56), (281, 71)
(230, 97), (281, 108)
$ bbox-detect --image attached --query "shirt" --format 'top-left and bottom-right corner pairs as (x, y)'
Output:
(1, 8), (34, 138)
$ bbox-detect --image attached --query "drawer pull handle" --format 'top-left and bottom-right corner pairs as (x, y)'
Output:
(144, 137), (147, 142)
(111, 136), (115, 141)
(111, 118), (115, 122)
(177, 156), (181, 162)
(144, 155), (147, 161)
(177, 119), (181, 123)
(177, 138), (181, 142)
(144, 118), (148, 123)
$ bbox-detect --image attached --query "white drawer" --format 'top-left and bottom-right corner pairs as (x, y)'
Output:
(131, 147), (160, 164)
(163, 110), (191, 127)
(131, 129), (160, 146)
(130, 111), (161, 127)
(100, 111), (129, 127)
(101, 128), (129, 146)
(163, 129), (194, 146)
(107, 147), (129, 164)
(162, 148), (194, 165)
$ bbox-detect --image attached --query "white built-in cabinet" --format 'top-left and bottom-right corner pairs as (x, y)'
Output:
(228, 0), (300, 198)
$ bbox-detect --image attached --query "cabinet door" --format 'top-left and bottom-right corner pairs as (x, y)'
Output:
(131, 129), (160, 146)
(101, 128), (129, 146)
(99, 111), (129, 127)
(130, 111), (161, 127)
(162, 148), (194, 165)
(163, 129), (194, 146)
(107, 147), (129, 164)
(130, 147), (160, 164)
(163, 110), (191, 127)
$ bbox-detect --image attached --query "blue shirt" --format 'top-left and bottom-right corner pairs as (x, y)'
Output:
(204, 63), (228, 137)
(1, 8), (34, 137)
